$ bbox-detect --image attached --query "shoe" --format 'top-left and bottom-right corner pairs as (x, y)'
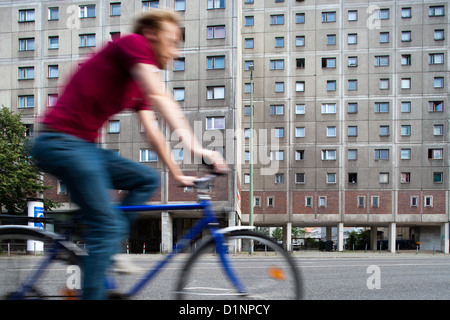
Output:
(112, 255), (142, 274)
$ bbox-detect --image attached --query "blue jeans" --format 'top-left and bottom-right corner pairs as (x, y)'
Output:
(32, 132), (159, 299)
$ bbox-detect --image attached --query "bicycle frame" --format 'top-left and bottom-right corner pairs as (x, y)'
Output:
(114, 197), (247, 298)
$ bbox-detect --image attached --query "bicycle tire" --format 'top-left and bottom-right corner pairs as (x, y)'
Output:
(0, 226), (84, 300)
(175, 229), (302, 300)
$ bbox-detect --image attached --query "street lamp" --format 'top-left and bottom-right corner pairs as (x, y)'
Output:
(248, 64), (254, 255)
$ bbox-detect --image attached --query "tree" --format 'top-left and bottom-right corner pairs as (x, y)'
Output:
(0, 107), (60, 213)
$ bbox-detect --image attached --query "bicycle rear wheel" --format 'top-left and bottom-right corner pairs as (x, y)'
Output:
(0, 226), (84, 300)
(175, 230), (302, 300)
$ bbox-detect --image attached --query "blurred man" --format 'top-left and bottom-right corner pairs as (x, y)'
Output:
(33, 10), (226, 299)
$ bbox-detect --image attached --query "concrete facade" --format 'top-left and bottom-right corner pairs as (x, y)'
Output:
(0, 0), (449, 253)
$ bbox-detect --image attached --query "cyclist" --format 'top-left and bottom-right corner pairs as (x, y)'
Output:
(32, 9), (226, 300)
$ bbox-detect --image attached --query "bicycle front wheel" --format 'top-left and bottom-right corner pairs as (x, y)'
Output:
(0, 226), (83, 300)
(175, 230), (302, 300)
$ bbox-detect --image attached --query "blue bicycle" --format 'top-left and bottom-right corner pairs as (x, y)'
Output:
(0, 175), (302, 300)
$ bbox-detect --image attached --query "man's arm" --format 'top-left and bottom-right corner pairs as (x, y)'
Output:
(131, 63), (227, 172)
(138, 109), (196, 186)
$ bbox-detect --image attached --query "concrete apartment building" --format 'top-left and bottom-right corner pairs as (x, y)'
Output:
(0, 0), (449, 253)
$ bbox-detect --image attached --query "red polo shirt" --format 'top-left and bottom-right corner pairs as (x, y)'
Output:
(42, 33), (157, 143)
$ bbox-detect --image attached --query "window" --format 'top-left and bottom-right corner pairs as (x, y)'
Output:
(270, 151), (284, 161)
(375, 102), (389, 113)
(379, 125), (389, 136)
(244, 61), (254, 71)
(173, 148), (184, 162)
(245, 16), (254, 26)
(400, 149), (411, 160)
(267, 197), (274, 207)
(348, 56), (358, 67)
(348, 126), (357, 137)
(275, 37), (284, 48)
(48, 94), (58, 107)
(275, 127), (284, 138)
(379, 32), (389, 43)
(305, 197), (313, 207)
(18, 67), (34, 80)
(207, 26), (225, 39)
(174, 58), (185, 71)
(371, 196), (379, 207)
(327, 80), (336, 91)
(295, 150), (305, 160)
(142, 1), (159, 10)
(428, 101), (443, 112)
(175, 0), (186, 11)
(401, 101), (411, 113)
(433, 125), (443, 136)
(348, 173), (357, 183)
(401, 78), (411, 89)
(327, 126), (336, 137)
(19, 38), (35, 51)
(19, 9), (35, 22)
(434, 29), (445, 41)
(327, 34), (336, 45)
(244, 174), (250, 184)
(295, 81), (305, 92)
(295, 36), (305, 47)
(295, 173), (305, 184)
(424, 196), (433, 208)
(348, 10), (357, 21)
(401, 31), (411, 42)
(322, 103), (336, 114)
(207, 56), (225, 69)
(48, 65), (59, 78)
(322, 150), (336, 160)
(322, 58), (336, 68)
(270, 59), (284, 70)
(208, 0), (225, 9)
(275, 82), (284, 93)
(401, 172), (410, 184)
(374, 149), (389, 160)
(173, 88), (185, 101)
(374, 55), (389, 66)
(348, 80), (357, 91)
(429, 53), (444, 65)
(270, 105), (284, 115)
(379, 78), (390, 90)
(319, 196), (327, 207)
(79, 5), (96, 18)
(322, 12), (336, 22)
(296, 13), (305, 24)
(206, 86), (225, 99)
(348, 103), (357, 113)
(398, 56), (410, 67)
(110, 3), (121, 16)
(410, 196), (418, 207)
(275, 173), (284, 184)
(19, 95), (34, 108)
(79, 34), (96, 47)
(245, 38), (254, 49)
(254, 197), (261, 207)
(109, 120), (120, 133)
(295, 127), (305, 138)
(401, 125), (411, 136)
(296, 58), (305, 69)
(428, 149), (443, 160)
(429, 6), (444, 17)
(206, 117), (225, 130)
(433, 172), (443, 183)
(434, 77), (444, 88)
(270, 15), (284, 25)
(348, 34), (357, 45)
(374, 9), (390, 20)
(379, 173), (389, 184)
(140, 149), (157, 162)
(49, 36), (59, 49)
(326, 173), (336, 184)
(401, 7), (411, 18)
(295, 104), (305, 115)
(357, 196), (365, 207)
(348, 149), (358, 160)
(48, 7), (59, 20)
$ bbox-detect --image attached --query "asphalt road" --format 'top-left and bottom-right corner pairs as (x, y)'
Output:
(1, 253), (450, 300)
